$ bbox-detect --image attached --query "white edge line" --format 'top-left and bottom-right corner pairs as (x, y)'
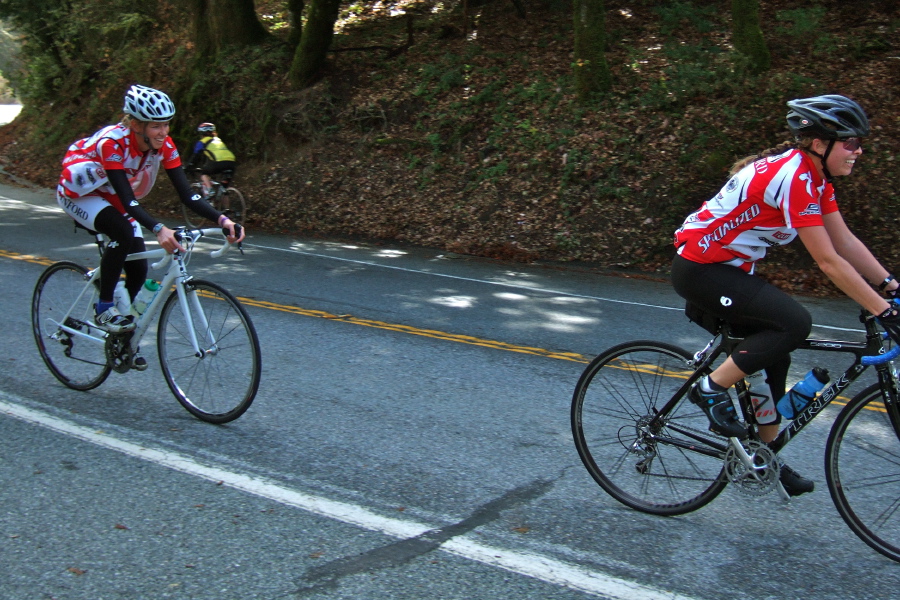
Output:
(0, 396), (697, 600)
(443, 538), (694, 600)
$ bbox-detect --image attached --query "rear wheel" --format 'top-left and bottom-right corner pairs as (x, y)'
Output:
(572, 341), (728, 515)
(221, 187), (246, 225)
(32, 262), (111, 390)
(825, 384), (900, 563)
(182, 184), (246, 227)
(157, 279), (261, 424)
(182, 183), (209, 228)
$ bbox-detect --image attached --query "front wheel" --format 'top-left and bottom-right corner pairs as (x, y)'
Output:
(31, 262), (111, 390)
(825, 383), (900, 563)
(157, 280), (261, 424)
(572, 341), (728, 515)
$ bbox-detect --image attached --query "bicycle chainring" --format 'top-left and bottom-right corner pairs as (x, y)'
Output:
(105, 332), (134, 374)
(724, 440), (779, 496)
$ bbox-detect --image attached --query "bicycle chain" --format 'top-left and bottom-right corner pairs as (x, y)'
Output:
(105, 332), (134, 374)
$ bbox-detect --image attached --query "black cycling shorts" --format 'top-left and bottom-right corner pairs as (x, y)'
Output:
(671, 254), (811, 393)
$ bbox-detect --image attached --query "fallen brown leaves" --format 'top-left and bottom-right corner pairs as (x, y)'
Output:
(2, 1), (898, 299)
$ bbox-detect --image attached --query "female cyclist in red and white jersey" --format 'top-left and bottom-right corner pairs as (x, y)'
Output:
(57, 84), (245, 343)
(672, 95), (900, 496)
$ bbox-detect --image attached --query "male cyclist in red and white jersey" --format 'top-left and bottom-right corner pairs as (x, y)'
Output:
(57, 85), (245, 354)
(672, 95), (900, 496)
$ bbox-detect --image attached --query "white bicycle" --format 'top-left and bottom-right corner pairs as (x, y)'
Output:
(31, 227), (261, 424)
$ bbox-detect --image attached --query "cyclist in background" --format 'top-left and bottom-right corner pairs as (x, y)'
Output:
(671, 94), (900, 496)
(57, 85), (245, 345)
(188, 122), (237, 200)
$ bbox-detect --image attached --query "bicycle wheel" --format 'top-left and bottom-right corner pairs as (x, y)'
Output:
(157, 279), (261, 424)
(825, 383), (900, 563)
(32, 261), (111, 390)
(572, 341), (729, 515)
(221, 187), (246, 225)
(182, 183), (210, 228)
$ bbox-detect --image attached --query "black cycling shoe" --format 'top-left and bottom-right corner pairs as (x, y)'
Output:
(688, 384), (748, 439)
(779, 463), (815, 497)
(133, 354), (148, 372)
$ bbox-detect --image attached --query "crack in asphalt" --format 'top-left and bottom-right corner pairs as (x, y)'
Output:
(290, 477), (556, 596)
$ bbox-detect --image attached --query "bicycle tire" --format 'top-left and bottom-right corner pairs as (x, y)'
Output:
(182, 183), (208, 228)
(222, 187), (246, 225)
(157, 279), (261, 424)
(825, 383), (900, 563)
(32, 261), (111, 390)
(572, 340), (729, 515)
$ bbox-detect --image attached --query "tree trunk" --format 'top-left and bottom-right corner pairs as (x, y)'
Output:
(573, 0), (611, 101)
(192, 0), (269, 56)
(288, 0), (341, 88)
(287, 0), (305, 48)
(731, 0), (771, 73)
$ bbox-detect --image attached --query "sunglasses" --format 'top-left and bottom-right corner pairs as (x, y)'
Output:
(842, 138), (862, 151)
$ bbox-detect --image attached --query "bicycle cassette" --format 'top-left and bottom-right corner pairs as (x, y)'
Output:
(724, 440), (779, 496)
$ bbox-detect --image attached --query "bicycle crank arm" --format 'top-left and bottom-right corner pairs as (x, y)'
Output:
(728, 438), (759, 471)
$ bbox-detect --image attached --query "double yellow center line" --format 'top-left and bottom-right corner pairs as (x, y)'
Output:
(238, 298), (589, 363)
(4, 249), (591, 363)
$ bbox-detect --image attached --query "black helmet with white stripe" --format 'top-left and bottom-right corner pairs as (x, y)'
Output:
(123, 85), (176, 122)
(786, 95), (870, 140)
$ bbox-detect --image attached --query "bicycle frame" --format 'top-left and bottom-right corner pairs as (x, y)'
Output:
(651, 309), (900, 457)
(51, 228), (232, 362)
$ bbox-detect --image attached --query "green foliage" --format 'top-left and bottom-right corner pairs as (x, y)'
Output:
(775, 6), (841, 57)
(775, 7), (827, 39)
(477, 159), (508, 182)
(413, 54), (468, 100)
(2, 0), (898, 272)
(637, 43), (750, 111)
(654, 1), (717, 36)
(0, 0), (194, 153)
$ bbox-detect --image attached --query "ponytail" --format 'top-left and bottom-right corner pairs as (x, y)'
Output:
(729, 141), (799, 176)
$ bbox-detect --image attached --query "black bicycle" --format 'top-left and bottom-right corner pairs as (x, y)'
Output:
(571, 308), (900, 563)
(183, 169), (246, 227)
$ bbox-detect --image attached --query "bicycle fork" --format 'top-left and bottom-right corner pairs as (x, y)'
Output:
(175, 280), (219, 359)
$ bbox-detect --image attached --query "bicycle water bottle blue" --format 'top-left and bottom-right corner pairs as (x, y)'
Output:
(776, 367), (830, 419)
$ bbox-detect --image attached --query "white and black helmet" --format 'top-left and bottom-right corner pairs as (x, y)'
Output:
(786, 95), (870, 140)
(123, 84), (176, 122)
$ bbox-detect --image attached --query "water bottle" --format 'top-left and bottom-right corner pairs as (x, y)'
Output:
(776, 367), (830, 419)
(747, 370), (777, 425)
(113, 281), (131, 314)
(131, 279), (161, 316)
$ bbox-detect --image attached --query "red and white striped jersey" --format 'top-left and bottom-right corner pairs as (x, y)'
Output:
(674, 148), (837, 272)
(57, 124), (182, 214)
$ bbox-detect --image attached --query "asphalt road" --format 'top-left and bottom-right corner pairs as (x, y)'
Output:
(1, 182), (897, 599)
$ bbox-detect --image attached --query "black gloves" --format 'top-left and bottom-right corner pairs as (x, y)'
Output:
(878, 307), (900, 344)
(880, 274), (899, 299)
